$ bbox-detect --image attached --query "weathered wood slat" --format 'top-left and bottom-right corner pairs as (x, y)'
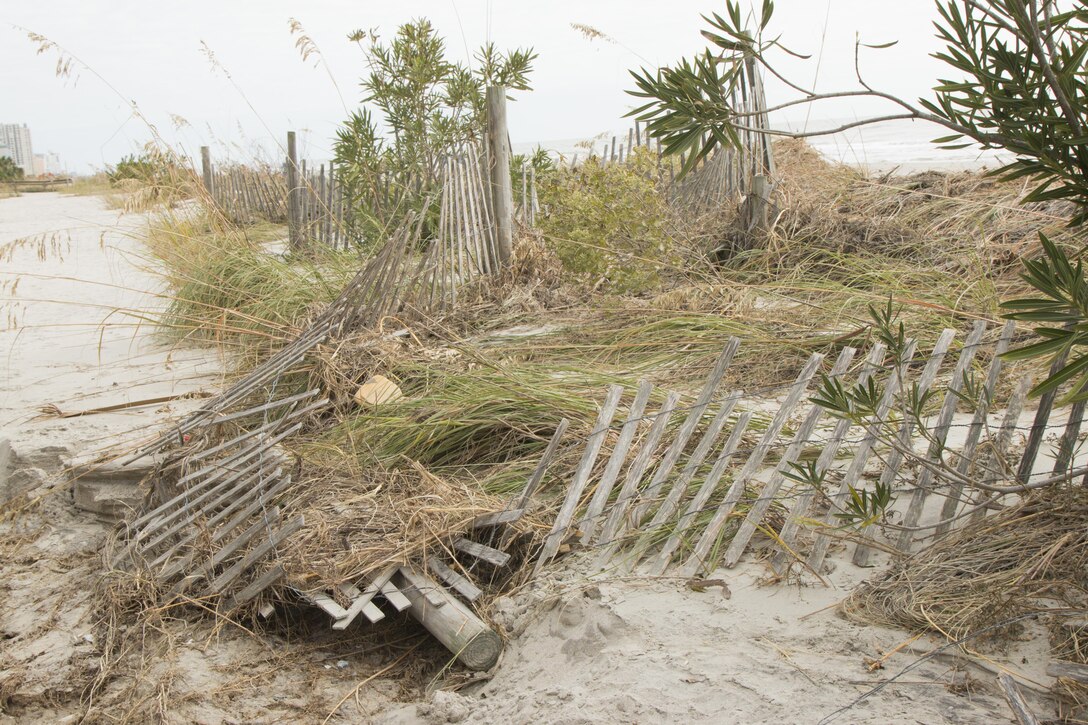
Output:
(428, 557), (482, 602)
(722, 347), (857, 568)
(1047, 660), (1088, 683)
(682, 353), (824, 578)
(513, 419), (570, 510)
(806, 340), (920, 573)
(631, 338), (740, 524)
(935, 320), (1016, 535)
(533, 384), (624, 574)
(627, 391), (741, 565)
(472, 509), (526, 528)
(594, 391), (682, 550)
(852, 330), (955, 566)
(896, 321), (987, 551)
(202, 389), (321, 428)
(225, 565), (285, 609)
(205, 516), (305, 595)
(169, 505), (283, 584)
(998, 673), (1040, 725)
(967, 375), (1032, 526)
(144, 469), (286, 571)
(646, 411), (753, 575)
(380, 580), (413, 611)
(331, 566), (397, 629)
(454, 538), (512, 567)
(578, 379), (654, 543)
(773, 343), (887, 572)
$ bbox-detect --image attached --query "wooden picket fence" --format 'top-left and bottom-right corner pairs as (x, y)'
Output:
(532, 320), (1083, 578)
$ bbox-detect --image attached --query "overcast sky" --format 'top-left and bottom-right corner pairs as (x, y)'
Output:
(2, 1), (954, 173)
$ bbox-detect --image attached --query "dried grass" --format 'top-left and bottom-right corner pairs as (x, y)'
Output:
(842, 489), (1088, 642)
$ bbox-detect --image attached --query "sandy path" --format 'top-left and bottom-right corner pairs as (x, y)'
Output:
(0, 191), (221, 481)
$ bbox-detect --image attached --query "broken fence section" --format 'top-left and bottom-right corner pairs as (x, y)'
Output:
(532, 321), (1086, 579)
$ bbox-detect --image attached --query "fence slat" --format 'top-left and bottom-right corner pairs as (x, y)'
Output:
(722, 347), (857, 568)
(681, 353), (824, 577)
(851, 330), (956, 567)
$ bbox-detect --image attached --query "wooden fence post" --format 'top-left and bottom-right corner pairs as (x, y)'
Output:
(485, 86), (514, 265)
(200, 146), (214, 197)
(286, 131), (302, 250)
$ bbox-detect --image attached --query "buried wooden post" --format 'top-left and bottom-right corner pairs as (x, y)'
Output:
(395, 568), (502, 671)
(200, 146), (214, 196)
(743, 174), (771, 233)
(485, 86), (514, 266)
(286, 131), (302, 251)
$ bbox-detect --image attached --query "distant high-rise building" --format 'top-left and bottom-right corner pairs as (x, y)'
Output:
(0, 124), (34, 173)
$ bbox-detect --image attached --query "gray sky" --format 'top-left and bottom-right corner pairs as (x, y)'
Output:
(2, 1), (952, 173)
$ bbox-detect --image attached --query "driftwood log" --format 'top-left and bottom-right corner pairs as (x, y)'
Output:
(395, 568), (502, 671)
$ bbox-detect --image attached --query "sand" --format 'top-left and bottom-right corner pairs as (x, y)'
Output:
(0, 191), (222, 497)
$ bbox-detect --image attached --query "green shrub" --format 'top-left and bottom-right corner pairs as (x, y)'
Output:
(0, 156), (23, 182)
(107, 153), (159, 185)
(538, 146), (678, 292)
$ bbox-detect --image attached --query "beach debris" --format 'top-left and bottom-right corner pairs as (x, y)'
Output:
(353, 374), (403, 407)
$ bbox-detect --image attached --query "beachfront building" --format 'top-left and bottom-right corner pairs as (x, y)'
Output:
(0, 124), (34, 173)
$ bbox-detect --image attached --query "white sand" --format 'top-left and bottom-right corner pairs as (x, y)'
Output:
(0, 192), (221, 489)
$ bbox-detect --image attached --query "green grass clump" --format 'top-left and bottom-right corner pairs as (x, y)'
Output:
(539, 146), (681, 292)
(310, 362), (622, 478)
(146, 212), (358, 350)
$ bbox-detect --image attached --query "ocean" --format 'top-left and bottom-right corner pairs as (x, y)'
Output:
(513, 117), (1012, 174)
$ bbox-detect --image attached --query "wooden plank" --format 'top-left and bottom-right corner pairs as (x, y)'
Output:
(1053, 399), (1087, 475)
(332, 566), (396, 629)
(210, 472), (294, 542)
(967, 375), (1032, 525)
(164, 506), (281, 591)
(627, 391), (741, 565)
(472, 509), (526, 528)
(224, 565), (285, 609)
(806, 340), (920, 573)
(935, 320), (1016, 535)
(144, 470), (286, 571)
(138, 462), (282, 555)
(485, 86), (514, 265)
(852, 331), (956, 566)
(205, 516), (305, 595)
(1047, 660), (1088, 683)
(773, 343), (886, 572)
(647, 411), (753, 575)
(578, 379), (654, 543)
(896, 321), (987, 551)
(512, 418), (570, 509)
(532, 384), (624, 575)
(631, 338), (740, 524)
(998, 673), (1040, 725)
(593, 391), (682, 549)
(133, 461), (278, 557)
(428, 557), (482, 602)
(310, 591), (349, 619)
(455, 537), (512, 567)
(723, 347), (857, 568)
(682, 353), (824, 578)
(286, 131), (301, 249)
(203, 389), (321, 428)
(128, 422), (298, 532)
(380, 580), (413, 611)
